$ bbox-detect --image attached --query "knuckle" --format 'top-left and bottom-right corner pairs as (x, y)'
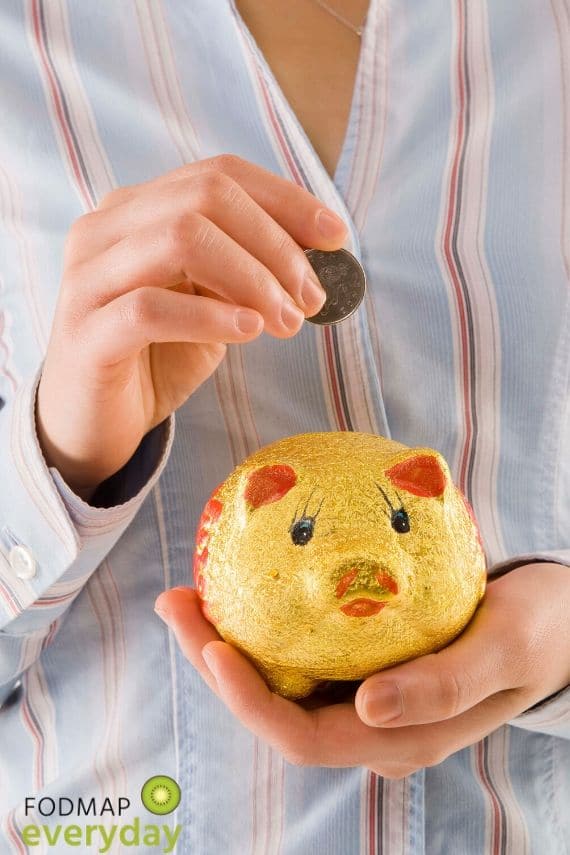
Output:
(65, 213), (95, 247)
(218, 176), (245, 211)
(282, 744), (314, 768)
(391, 765), (419, 779)
(395, 739), (446, 772)
(281, 725), (318, 768)
(371, 761), (418, 780)
(272, 228), (298, 268)
(65, 319), (90, 350)
(123, 288), (156, 328)
(163, 213), (189, 251)
(96, 187), (128, 210)
(56, 304), (88, 347)
(209, 152), (246, 175)
(196, 169), (229, 198)
(400, 742), (450, 772)
(195, 170), (243, 211)
(414, 748), (444, 771)
(187, 213), (218, 254)
(283, 749), (307, 767)
(437, 668), (463, 718)
(250, 268), (272, 299)
(59, 268), (95, 314)
(505, 622), (544, 683)
(60, 276), (100, 319)
(165, 211), (208, 254)
(418, 747), (447, 769)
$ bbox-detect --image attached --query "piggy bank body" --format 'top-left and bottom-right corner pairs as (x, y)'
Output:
(194, 432), (486, 699)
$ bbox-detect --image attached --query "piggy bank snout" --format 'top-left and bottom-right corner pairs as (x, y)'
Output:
(333, 558), (399, 600)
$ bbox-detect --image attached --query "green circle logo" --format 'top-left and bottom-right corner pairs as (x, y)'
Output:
(141, 775), (181, 815)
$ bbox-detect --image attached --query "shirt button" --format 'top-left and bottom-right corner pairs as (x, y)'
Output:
(8, 545), (37, 579)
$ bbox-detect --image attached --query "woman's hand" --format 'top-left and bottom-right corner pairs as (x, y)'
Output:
(36, 154), (346, 500)
(155, 562), (570, 778)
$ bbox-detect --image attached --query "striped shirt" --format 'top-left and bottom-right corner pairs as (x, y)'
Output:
(1, 1), (570, 853)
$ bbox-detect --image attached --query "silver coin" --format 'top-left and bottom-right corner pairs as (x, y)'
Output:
(303, 248), (366, 325)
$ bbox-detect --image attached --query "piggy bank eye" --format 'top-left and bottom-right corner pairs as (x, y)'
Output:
(391, 509), (410, 534)
(290, 517), (314, 546)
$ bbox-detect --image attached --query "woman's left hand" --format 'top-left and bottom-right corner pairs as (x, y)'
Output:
(154, 562), (570, 778)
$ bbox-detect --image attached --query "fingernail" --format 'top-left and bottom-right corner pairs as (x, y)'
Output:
(361, 683), (402, 724)
(317, 209), (347, 239)
(236, 309), (262, 334)
(300, 273), (326, 312)
(281, 299), (305, 331)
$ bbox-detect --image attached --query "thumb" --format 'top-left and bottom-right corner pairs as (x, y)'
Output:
(354, 608), (508, 727)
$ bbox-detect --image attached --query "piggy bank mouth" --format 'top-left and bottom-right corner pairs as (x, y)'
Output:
(335, 561), (399, 618)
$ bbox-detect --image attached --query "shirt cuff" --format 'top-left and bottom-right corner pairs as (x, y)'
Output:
(49, 414), (175, 538)
(508, 684), (570, 739)
(487, 550), (570, 579)
(0, 361), (175, 633)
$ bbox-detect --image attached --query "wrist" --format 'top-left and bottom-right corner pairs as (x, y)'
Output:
(35, 388), (104, 501)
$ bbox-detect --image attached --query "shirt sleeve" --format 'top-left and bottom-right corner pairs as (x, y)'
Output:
(486, 553), (570, 739)
(0, 361), (175, 704)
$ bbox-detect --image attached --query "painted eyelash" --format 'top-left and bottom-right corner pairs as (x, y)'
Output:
(374, 482), (406, 519)
(288, 487), (324, 531)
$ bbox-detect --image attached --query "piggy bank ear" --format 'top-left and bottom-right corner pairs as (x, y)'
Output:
(244, 464), (297, 509)
(385, 449), (450, 498)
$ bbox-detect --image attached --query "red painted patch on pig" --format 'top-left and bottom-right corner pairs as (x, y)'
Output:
(386, 455), (446, 498)
(244, 464), (297, 509)
(193, 482), (225, 621)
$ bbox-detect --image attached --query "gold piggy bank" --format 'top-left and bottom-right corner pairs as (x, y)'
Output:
(193, 432), (486, 699)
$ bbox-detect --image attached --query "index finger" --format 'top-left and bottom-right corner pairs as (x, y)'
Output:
(156, 584), (397, 768)
(155, 585), (368, 764)
(199, 638), (405, 769)
(97, 153), (349, 248)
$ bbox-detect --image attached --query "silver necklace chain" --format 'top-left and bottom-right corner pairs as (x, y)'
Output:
(310, 0), (366, 37)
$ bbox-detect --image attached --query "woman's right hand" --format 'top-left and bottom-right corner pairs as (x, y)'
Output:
(35, 154), (348, 501)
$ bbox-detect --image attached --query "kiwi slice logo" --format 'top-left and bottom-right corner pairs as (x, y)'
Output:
(141, 775), (181, 815)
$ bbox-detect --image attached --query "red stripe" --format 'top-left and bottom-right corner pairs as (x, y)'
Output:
(0, 579), (22, 616)
(476, 741), (502, 855)
(221, 356), (249, 463)
(250, 738), (259, 853)
(265, 746), (272, 854)
(104, 566), (129, 791)
(42, 620), (59, 650)
(256, 71), (348, 431)
(21, 691), (43, 789)
(33, 593), (75, 607)
(368, 772), (377, 855)
(232, 347), (261, 451)
(89, 565), (128, 799)
(85, 586), (108, 799)
(257, 72), (305, 186)
(441, 0), (473, 494)
(228, 347), (260, 455)
(6, 815), (26, 855)
(324, 329), (348, 430)
(30, 0), (93, 211)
